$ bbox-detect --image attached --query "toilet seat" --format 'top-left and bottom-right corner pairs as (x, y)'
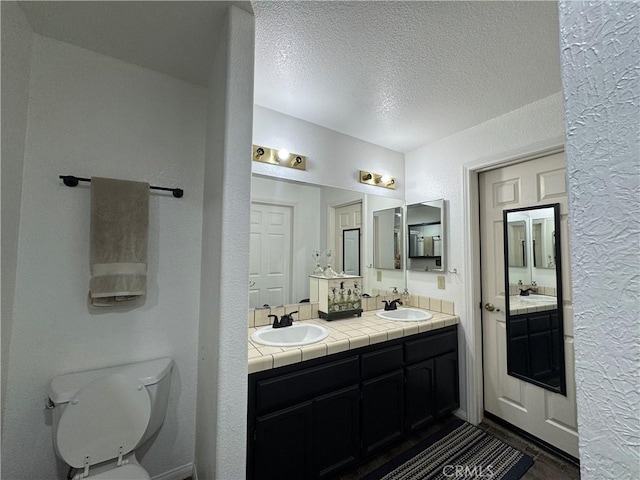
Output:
(88, 464), (150, 480)
(56, 373), (151, 469)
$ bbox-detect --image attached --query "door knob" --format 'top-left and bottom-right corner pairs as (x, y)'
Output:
(484, 303), (495, 311)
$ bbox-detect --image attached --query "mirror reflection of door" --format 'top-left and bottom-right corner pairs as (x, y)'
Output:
(334, 202), (362, 274)
(342, 229), (360, 275)
(248, 202), (292, 309)
(479, 151), (579, 459)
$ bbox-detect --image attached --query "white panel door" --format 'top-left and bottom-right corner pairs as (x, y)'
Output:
(249, 203), (292, 309)
(480, 152), (579, 458)
(334, 202), (362, 274)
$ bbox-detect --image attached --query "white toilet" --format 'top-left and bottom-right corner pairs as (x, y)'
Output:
(48, 357), (173, 480)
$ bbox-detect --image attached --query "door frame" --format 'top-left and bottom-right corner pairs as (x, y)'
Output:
(461, 135), (565, 425)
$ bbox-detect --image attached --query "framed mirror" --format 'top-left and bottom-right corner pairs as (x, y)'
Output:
(343, 228), (361, 275)
(406, 199), (445, 272)
(503, 203), (566, 395)
(372, 207), (403, 270)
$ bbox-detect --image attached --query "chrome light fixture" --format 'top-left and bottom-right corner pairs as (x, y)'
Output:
(252, 145), (306, 170)
(359, 170), (396, 190)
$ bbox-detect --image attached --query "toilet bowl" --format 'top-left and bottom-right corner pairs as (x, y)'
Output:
(49, 357), (173, 480)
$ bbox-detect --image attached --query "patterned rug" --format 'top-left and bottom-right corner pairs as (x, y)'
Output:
(361, 419), (533, 480)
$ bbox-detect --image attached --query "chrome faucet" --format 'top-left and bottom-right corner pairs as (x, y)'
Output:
(519, 288), (536, 296)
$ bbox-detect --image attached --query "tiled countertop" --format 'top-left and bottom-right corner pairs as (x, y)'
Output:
(509, 296), (558, 315)
(248, 309), (459, 374)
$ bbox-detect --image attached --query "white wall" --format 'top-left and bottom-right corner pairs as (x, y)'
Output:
(251, 176), (322, 304)
(253, 105), (405, 200)
(1, 1), (33, 427)
(195, 6), (254, 480)
(559, 1), (639, 478)
(1, 35), (207, 479)
(404, 92), (566, 420)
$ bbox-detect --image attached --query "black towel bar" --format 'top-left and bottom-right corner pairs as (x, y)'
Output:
(59, 175), (183, 198)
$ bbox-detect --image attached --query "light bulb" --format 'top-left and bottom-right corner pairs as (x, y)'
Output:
(277, 149), (291, 161)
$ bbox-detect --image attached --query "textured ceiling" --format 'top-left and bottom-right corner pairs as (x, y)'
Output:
(253, 1), (562, 152)
(19, 1), (562, 154)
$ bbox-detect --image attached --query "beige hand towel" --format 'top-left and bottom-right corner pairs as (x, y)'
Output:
(90, 177), (149, 307)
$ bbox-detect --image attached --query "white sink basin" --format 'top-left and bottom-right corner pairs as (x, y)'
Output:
(376, 308), (433, 322)
(519, 294), (557, 303)
(251, 323), (330, 347)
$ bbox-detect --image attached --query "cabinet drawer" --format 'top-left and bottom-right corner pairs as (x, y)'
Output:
(404, 329), (457, 364)
(361, 345), (403, 380)
(256, 357), (359, 414)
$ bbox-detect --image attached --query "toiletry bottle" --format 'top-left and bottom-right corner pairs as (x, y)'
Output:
(402, 288), (410, 307)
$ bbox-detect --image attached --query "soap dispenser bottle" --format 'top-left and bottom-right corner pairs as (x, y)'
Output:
(401, 288), (410, 307)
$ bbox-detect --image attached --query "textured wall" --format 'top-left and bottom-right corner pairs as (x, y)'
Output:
(195, 6), (254, 479)
(2, 35), (206, 479)
(1, 1), (33, 426)
(558, 1), (640, 478)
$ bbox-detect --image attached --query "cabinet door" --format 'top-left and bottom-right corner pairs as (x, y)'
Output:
(313, 385), (360, 479)
(405, 359), (435, 432)
(361, 370), (404, 456)
(253, 402), (313, 480)
(434, 351), (459, 416)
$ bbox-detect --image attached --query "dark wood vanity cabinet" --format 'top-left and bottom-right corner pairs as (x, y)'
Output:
(507, 311), (563, 391)
(247, 325), (459, 480)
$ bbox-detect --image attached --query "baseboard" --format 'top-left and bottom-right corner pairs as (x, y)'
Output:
(453, 408), (467, 422)
(151, 463), (194, 480)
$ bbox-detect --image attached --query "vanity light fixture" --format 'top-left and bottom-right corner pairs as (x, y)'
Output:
(359, 170), (396, 190)
(252, 145), (306, 170)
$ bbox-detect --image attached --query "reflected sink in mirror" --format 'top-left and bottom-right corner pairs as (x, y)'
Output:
(376, 308), (433, 322)
(251, 323), (330, 347)
(518, 294), (556, 303)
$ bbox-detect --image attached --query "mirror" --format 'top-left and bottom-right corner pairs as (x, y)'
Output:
(373, 207), (403, 270)
(503, 203), (566, 395)
(343, 229), (360, 275)
(249, 174), (405, 308)
(507, 220), (527, 267)
(406, 199), (445, 272)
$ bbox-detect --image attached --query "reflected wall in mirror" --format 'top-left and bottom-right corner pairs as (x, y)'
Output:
(249, 174), (405, 308)
(406, 199), (445, 272)
(503, 203), (566, 395)
(373, 207), (403, 270)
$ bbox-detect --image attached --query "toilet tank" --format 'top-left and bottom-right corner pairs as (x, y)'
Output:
(49, 357), (174, 446)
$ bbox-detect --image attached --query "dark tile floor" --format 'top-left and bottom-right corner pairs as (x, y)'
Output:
(338, 416), (580, 480)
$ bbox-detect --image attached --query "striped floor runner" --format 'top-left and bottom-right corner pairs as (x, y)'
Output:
(362, 419), (533, 480)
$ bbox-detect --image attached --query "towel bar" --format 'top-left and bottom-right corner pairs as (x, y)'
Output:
(59, 175), (183, 198)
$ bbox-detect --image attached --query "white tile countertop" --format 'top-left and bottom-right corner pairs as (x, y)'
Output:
(248, 309), (459, 374)
(508, 295), (558, 315)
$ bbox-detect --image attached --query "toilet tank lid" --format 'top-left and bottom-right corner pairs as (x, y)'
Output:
(49, 357), (173, 404)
